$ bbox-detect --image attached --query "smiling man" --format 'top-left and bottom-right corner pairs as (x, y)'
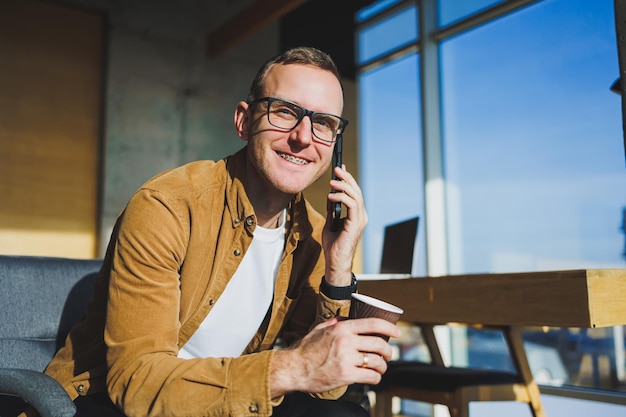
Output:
(40, 47), (400, 417)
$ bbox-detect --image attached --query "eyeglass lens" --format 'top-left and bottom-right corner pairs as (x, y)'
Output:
(267, 99), (342, 142)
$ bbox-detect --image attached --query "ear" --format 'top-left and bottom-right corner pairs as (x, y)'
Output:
(234, 101), (250, 142)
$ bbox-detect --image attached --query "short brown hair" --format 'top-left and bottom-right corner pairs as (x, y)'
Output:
(246, 46), (342, 102)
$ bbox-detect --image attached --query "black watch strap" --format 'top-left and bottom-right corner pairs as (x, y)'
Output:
(320, 274), (357, 300)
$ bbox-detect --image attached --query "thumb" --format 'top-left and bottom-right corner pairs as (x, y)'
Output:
(313, 316), (342, 330)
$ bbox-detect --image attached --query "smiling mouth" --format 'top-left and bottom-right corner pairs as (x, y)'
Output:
(278, 152), (309, 165)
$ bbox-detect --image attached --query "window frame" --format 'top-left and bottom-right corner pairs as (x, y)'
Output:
(355, 0), (626, 407)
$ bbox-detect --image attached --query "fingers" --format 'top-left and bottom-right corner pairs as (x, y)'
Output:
(351, 352), (387, 385)
(335, 318), (400, 362)
(322, 165), (368, 284)
(329, 164), (357, 194)
(314, 316), (342, 329)
(331, 316), (400, 338)
(328, 166), (366, 226)
(345, 317), (402, 341)
(355, 351), (386, 373)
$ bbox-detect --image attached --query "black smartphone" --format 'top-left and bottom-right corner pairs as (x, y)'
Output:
(330, 133), (343, 232)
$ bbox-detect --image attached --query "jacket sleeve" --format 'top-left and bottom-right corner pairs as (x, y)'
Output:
(104, 189), (275, 417)
(278, 214), (353, 401)
(313, 278), (353, 400)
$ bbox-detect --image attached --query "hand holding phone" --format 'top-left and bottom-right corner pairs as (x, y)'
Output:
(330, 133), (343, 232)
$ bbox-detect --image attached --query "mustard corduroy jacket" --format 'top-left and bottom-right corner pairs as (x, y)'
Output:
(43, 148), (350, 417)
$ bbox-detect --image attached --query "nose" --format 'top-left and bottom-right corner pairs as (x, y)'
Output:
(288, 114), (313, 146)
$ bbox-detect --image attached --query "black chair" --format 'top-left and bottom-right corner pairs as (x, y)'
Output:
(371, 324), (545, 417)
(0, 255), (102, 417)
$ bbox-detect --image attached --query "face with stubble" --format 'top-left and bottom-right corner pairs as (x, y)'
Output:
(234, 63), (344, 199)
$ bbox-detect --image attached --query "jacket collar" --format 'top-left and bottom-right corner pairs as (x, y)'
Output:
(224, 147), (313, 241)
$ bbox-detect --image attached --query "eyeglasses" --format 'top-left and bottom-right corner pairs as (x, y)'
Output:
(248, 97), (348, 143)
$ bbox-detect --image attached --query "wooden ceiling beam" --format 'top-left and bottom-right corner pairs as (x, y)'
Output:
(207, 0), (309, 58)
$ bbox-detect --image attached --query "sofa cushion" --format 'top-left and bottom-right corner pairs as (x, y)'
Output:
(0, 255), (101, 371)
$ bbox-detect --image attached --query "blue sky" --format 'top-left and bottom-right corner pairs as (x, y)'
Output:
(358, 0), (625, 275)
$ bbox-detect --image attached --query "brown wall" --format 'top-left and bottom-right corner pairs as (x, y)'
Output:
(0, 1), (103, 258)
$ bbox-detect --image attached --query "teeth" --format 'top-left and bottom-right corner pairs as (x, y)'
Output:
(278, 152), (309, 165)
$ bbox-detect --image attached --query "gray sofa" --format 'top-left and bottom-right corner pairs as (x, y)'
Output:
(0, 255), (102, 417)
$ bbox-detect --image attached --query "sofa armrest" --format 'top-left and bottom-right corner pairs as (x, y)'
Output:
(0, 368), (76, 417)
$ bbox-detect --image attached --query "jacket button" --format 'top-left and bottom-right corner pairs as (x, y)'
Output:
(77, 384), (85, 393)
(209, 299), (215, 305)
(248, 404), (259, 413)
(245, 217), (254, 226)
(234, 218), (241, 225)
(234, 249), (241, 256)
(323, 312), (332, 319)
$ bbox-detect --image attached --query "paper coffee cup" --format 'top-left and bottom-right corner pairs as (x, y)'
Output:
(349, 293), (403, 325)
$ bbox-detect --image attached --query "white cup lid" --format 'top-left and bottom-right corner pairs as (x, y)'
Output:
(351, 293), (403, 314)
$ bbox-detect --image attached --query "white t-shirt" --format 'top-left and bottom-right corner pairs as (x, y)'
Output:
(178, 211), (286, 359)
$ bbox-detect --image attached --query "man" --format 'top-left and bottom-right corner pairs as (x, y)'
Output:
(41, 46), (399, 417)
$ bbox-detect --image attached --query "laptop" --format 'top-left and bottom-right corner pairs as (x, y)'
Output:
(379, 216), (419, 274)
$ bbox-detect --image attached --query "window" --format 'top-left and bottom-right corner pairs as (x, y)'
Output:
(358, 3), (419, 65)
(357, 0), (425, 276)
(359, 53), (426, 275)
(357, 0), (626, 414)
(442, 0), (624, 275)
(438, 0), (506, 26)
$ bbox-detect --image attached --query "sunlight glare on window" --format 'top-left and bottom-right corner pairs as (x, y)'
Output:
(357, 0), (404, 22)
(358, 4), (418, 64)
(438, 0), (506, 26)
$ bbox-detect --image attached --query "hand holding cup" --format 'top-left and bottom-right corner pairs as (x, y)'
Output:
(348, 293), (403, 341)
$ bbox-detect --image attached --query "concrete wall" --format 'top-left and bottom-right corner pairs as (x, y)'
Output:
(95, 0), (280, 253)
(49, 0), (277, 253)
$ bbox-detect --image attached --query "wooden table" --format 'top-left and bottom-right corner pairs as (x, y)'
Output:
(359, 269), (626, 328)
(358, 269), (626, 417)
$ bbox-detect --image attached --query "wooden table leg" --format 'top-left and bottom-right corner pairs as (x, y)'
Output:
(504, 326), (546, 417)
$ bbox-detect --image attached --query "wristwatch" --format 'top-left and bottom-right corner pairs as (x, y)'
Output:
(320, 273), (357, 300)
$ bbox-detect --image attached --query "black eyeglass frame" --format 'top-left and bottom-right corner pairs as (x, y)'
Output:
(248, 96), (349, 144)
